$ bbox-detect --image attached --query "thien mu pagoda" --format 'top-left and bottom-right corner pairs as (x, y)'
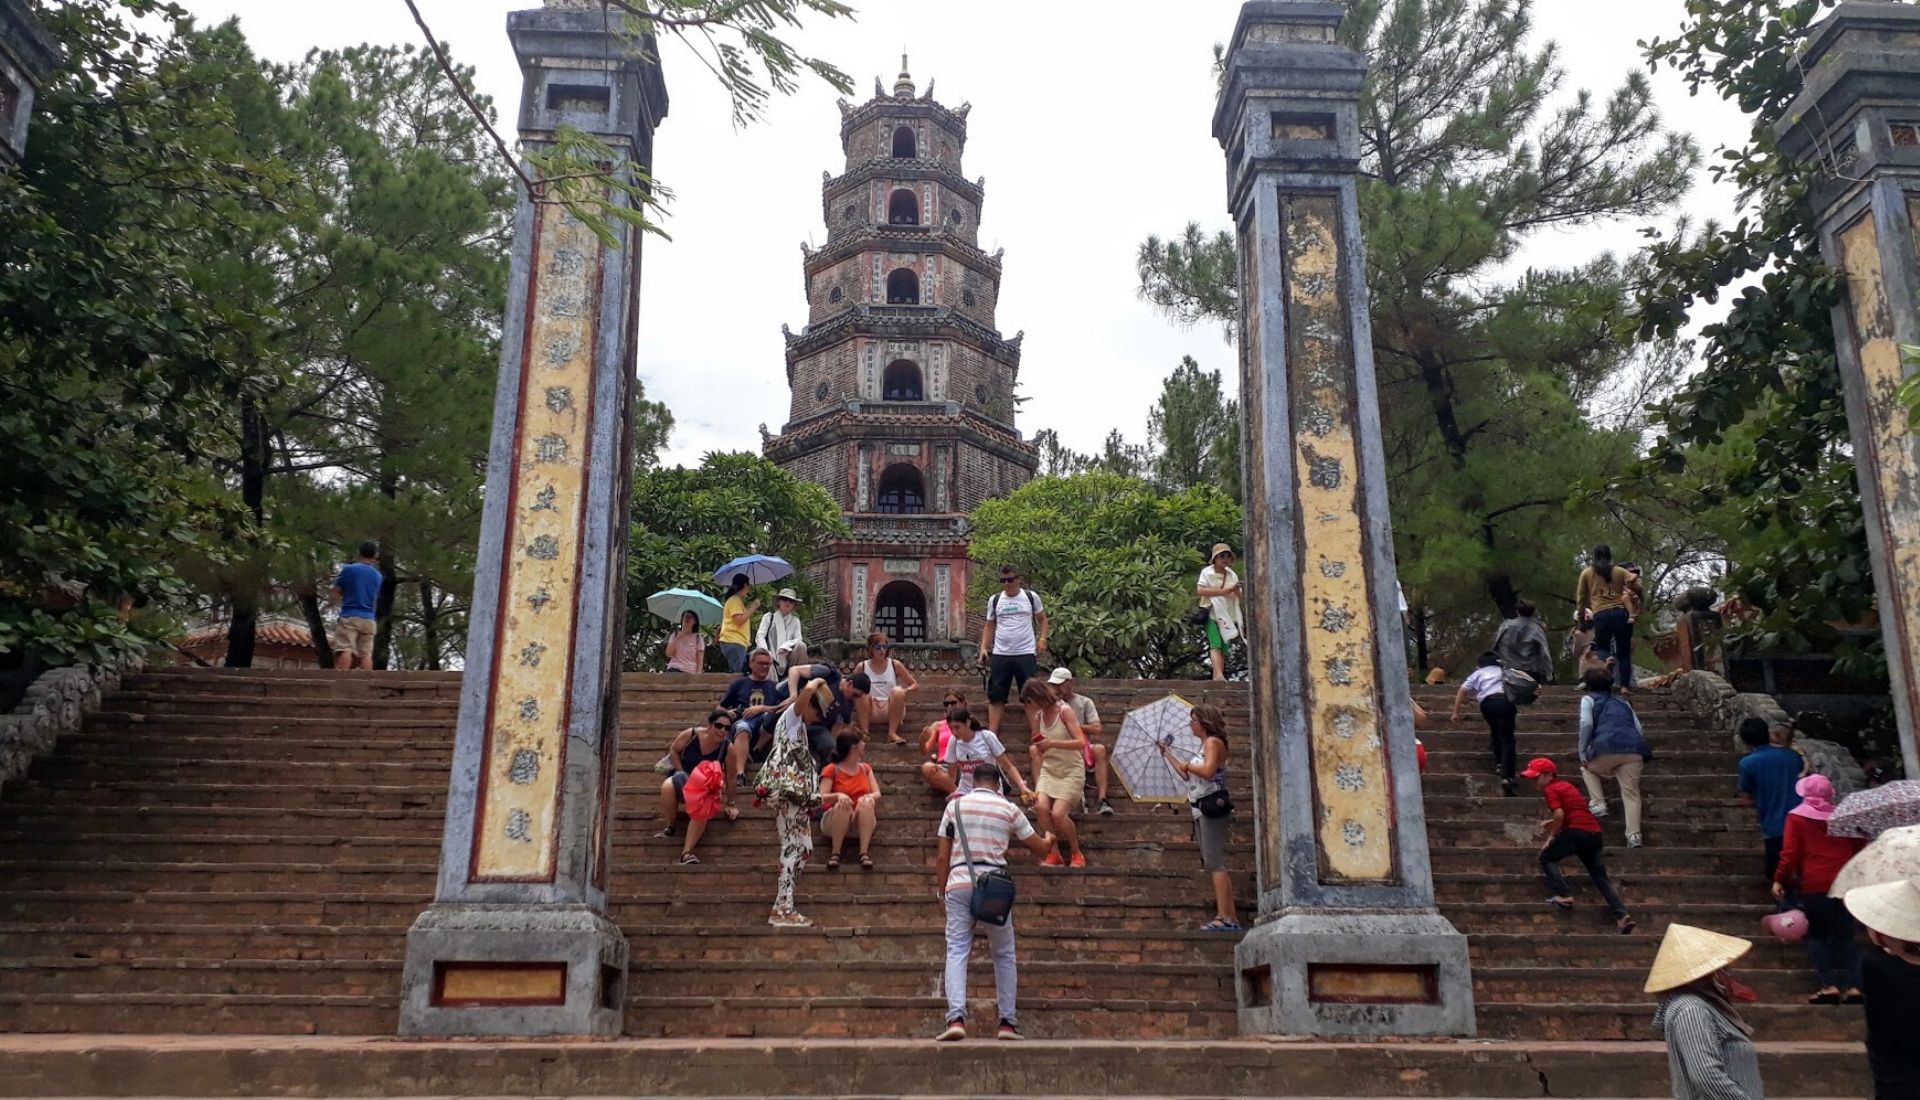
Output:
(764, 58), (1038, 666)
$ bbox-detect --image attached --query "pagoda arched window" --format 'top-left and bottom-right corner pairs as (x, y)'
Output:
(873, 580), (927, 642)
(886, 268), (920, 305)
(888, 188), (919, 225)
(892, 125), (917, 159)
(883, 360), (923, 401)
(876, 463), (926, 515)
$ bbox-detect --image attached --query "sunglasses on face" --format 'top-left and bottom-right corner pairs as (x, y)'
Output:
(709, 721), (728, 731)
(942, 698), (960, 706)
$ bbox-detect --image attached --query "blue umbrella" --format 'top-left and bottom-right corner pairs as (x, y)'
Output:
(712, 554), (794, 586)
(646, 588), (724, 627)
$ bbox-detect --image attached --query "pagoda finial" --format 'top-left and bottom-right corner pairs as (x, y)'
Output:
(894, 52), (914, 98)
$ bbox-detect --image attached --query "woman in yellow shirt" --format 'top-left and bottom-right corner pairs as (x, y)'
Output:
(717, 573), (758, 674)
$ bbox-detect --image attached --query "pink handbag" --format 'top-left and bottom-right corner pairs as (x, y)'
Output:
(1761, 909), (1809, 942)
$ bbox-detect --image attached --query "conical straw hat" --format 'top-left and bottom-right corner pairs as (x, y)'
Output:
(1832, 824), (1920, 898)
(1644, 923), (1753, 993)
(1845, 878), (1920, 943)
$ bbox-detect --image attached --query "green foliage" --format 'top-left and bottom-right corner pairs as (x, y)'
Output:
(1630, 0), (1877, 672)
(1037, 358), (1240, 503)
(967, 473), (1241, 679)
(1135, 0), (1703, 652)
(0, 0), (278, 665)
(625, 451), (848, 670)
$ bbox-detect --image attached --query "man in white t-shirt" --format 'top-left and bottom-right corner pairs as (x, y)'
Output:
(978, 566), (1048, 735)
(933, 764), (1054, 1042)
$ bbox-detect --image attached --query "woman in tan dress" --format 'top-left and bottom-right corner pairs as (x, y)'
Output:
(1022, 680), (1088, 868)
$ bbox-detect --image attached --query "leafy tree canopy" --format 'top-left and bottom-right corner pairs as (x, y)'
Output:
(968, 473), (1241, 680)
(624, 451), (847, 671)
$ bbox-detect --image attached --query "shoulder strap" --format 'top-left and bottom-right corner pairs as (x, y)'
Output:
(988, 593), (999, 616)
(951, 798), (978, 866)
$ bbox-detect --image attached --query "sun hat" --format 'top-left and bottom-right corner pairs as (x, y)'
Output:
(1832, 824), (1920, 897)
(1519, 757), (1558, 779)
(1209, 543), (1235, 561)
(775, 588), (802, 603)
(1644, 923), (1753, 993)
(1047, 666), (1074, 685)
(1845, 877), (1920, 943)
(1788, 774), (1837, 822)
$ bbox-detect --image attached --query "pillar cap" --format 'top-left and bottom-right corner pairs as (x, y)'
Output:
(1776, 2), (1920, 164)
(1212, 1), (1365, 145)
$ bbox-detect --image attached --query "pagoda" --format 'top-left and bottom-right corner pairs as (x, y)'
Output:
(765, 58), (1037, 666)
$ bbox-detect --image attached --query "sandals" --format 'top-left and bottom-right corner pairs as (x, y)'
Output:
(1199, 917), (1243, 933)
(1809, 988), (1843, 1005)
(768, 909), (813, 928)
(860, 852), (874, 870)
(1617, 917), (1638, 935)
(653, 827), (677, 840)
(1547, 897), (1575, 911)
(826, 853), (841, 871)
(1842, 988), (1864, 1005)
(677, 852), (700, 866)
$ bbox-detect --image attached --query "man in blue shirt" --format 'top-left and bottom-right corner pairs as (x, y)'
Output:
(327, 541), (383, 670)
(1736, 716), (1805, 881)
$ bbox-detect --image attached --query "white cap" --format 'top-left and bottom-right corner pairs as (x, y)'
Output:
(1047, 666), (1074, 685)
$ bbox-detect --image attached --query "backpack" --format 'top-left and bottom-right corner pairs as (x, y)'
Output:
(951, 801), (1018, 927)
(1502, 667), (1540, 706)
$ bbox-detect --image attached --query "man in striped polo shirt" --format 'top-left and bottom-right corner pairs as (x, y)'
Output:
(933, 763), (1054, 1042)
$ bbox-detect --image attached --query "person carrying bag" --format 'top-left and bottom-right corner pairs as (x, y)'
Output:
(933, 763), (1054, 1042)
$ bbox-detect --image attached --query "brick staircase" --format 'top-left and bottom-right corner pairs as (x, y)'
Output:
(0, 668), (1870, 1095)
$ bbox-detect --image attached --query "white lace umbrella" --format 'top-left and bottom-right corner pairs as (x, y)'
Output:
(1833, 824), (1920, 898)
(1112, 694), (1198, 804)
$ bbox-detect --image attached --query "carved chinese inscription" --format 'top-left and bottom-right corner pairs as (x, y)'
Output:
(473, 197), (604, 881)
(1283, 192), (1396, 884)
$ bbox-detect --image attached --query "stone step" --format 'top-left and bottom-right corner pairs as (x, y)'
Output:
(0, 1034), (1873, 1098)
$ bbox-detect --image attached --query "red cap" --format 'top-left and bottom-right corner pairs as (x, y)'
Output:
(1519, 757), (1557, 779)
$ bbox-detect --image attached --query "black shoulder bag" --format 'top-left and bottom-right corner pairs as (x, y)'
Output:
(952, 801), (1018, 927)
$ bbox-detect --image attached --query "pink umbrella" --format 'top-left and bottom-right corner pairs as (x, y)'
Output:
(1829, 780), (1920, 839)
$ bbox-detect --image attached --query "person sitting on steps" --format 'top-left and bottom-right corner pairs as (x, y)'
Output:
(820, 730), (881, 871)
(921, 705), (1031, 800)
(655, 709), (740, 865)
(920, 689), (967, 762)
(857, 631), (918, 746)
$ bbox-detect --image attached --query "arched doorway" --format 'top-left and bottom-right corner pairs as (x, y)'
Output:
(888, 188), (919, 225)
(876, 463), (926, 514)
(883, 360), (923, 401)
(873, 580), (927, 643)
(886, 268), (920, 305)
(892, 125), (916, 158)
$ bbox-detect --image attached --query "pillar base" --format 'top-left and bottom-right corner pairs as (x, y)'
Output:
(399, 904), (627, 1037)
(1234, 910), (1475, 1038)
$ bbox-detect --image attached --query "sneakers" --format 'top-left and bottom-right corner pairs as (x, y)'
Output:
(1589, 800), (1610, 819)
(1097, 799), (1115, 816)
(1627, 832), (1644, 848)
(997, 1019), (1022, 1041)
(1040, 850), (1064, 868)
(936, 1020), (966, 1042)
(1069, 851), (1087, 869)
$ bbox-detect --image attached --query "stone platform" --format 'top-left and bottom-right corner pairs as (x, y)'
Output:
(0, 1035), (1873, 1097)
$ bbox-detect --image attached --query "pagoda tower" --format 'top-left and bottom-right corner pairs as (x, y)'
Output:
(766, 58), (1037, 666)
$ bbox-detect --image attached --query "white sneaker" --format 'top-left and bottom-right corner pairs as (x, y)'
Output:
(1588, 801), (1609, 819)
(1627, 833), (1644, 848)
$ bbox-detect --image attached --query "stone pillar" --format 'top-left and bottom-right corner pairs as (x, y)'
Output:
(0, 0), (59, 167)
(398, 2), (666, 1038)
(1778, 3), (1920, 778)
(1213, 2), (1473, 1038)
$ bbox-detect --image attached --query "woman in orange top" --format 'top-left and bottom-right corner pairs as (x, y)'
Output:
(821, 731), (881, 870)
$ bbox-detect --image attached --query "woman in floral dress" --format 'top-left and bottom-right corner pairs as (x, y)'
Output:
(759, 673), (832, 928)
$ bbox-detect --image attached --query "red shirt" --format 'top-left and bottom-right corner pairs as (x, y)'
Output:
(1543, 779), (1601, 834)
(1774, 812), (1866, 894)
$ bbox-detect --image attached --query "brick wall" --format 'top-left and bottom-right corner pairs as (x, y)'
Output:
(842, 114), (965, 173)
(786, 342), (858, 424)
(949, 343), (1018, 423)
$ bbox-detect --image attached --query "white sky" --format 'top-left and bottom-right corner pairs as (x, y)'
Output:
(176, 0), (1751, 468)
